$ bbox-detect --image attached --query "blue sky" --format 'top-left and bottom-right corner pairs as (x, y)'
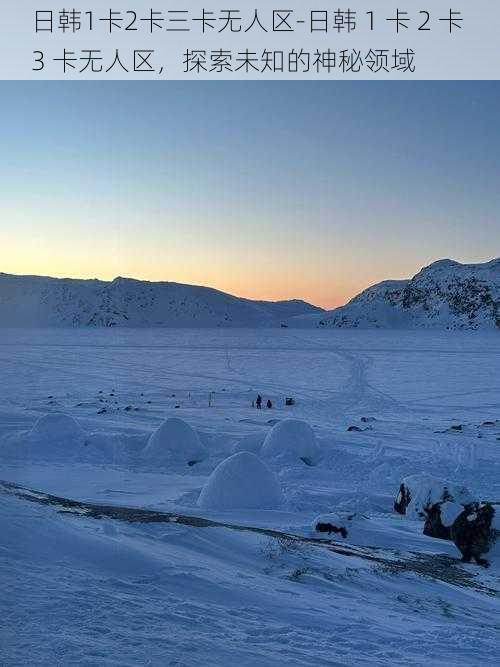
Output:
(0, 81), (499, 307)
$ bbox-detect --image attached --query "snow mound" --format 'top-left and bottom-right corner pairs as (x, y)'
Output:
(197, 452), (284, 510)
(143, 417), (207, 467)
(27, 412), (87, 459)
(232, 432), (266, 455)
(396, 474), (474, 520)
(261, 419), (321, 466)
(311, 513), (348, 538)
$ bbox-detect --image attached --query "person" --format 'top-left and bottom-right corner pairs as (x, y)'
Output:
(266, 399), (273, 409)
(256, 394), (262, 409)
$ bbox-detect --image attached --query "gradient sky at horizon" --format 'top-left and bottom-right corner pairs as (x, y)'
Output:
(0, 81), (499, 308)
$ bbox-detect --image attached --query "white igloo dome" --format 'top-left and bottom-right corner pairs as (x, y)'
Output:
(143, 417), (207, 467)
(197, 452), (284, 510)
(261, 419), (321, 466)
(28, 412), (87, 459)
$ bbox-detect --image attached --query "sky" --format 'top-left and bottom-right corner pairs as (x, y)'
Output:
(0, 81), (499, 308)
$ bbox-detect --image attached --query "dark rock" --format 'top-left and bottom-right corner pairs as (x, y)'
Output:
(394, 475), (474, 518)
(394, 482), (412, 515)
(315, 522), (348, 539)
(423, 503), (453, 540)
(450, 502), (497, 567)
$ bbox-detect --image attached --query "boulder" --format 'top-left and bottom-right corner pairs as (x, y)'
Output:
(311, 513), (348, 539)
(423, 501), (464, 540)
(450, 502), (498, 567)
(394, 474), (474, 519)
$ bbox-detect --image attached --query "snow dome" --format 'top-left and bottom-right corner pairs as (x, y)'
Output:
(261, 419), (321, 466)
(27, 412), (87, 459)
(142, 417), (207, 467)
(197, 452), (284, 511)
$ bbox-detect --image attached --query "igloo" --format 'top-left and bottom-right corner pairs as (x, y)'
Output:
(143, 417), (207, 467)
(261, 419), (321, 466)
(197, 452), (284, 510)
(28, 412), (87, 459)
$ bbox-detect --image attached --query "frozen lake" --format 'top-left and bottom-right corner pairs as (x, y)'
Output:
(1, 328), (500, 666)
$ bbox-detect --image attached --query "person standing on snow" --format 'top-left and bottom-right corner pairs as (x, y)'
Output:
(256, 394), (262, 409)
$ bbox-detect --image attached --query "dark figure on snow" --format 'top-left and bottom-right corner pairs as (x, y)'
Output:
(451, 502), (496, 567)
(266, 399), (273, 409)
(256, 394), (262, 409)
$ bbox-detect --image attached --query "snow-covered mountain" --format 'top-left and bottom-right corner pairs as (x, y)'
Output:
(0, 273), (323, 328)
(292, 259), (500, 330)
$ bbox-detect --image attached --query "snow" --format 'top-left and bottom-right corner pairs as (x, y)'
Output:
(401, 474), (475, 520)
(439, 501), (465, 527)
(261, 419), (321, 466)
(142, 417), (207, 467)
(197, 452), (284, 510)
(232, 431), (266, 455)
(0, 272), (322, 328)
(292, 258), (500, 330)
(1, 327), (500, 665)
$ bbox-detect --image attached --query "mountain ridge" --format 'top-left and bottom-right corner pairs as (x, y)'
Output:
(290, 258), (500, 331)
(0, 272), (323, 328)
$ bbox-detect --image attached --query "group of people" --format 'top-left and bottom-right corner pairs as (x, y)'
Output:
(254, 394), (272, 409)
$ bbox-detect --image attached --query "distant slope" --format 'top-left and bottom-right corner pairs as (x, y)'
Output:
(289, 259), (500, 330)
(0, 273), (322, 328)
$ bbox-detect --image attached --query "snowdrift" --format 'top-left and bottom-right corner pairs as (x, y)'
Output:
(197, 452), (284, 510)
(142, 417), (207, 467)
(261, 419), (321, 466)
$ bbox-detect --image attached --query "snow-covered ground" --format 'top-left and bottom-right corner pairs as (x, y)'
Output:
(1, 328), (499, 665)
